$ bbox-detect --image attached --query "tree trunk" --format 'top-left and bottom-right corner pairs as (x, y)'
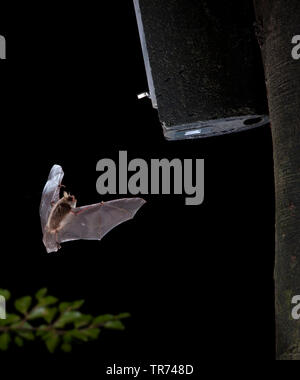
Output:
(253, 0), (300, 360)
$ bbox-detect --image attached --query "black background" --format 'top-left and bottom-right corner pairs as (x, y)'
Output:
(0, 0), (275, 373)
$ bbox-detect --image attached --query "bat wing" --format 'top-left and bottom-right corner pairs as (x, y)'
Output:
(57, 197), (146, 244)
(40, 165), (64, 231)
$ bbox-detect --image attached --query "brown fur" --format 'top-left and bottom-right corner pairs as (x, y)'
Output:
(49, 201), (71, 230)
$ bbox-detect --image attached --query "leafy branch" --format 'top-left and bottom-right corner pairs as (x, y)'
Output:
(0, 288), (130, 353)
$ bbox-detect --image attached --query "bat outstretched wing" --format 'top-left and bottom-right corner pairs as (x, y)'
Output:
(57, 198), (146, 243)
(40, 165), (64, 231)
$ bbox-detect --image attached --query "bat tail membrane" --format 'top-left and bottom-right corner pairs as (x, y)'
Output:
(43, 230), (61, 253)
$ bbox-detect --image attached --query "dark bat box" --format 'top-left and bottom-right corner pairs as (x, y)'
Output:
(134, 0), (269, 140)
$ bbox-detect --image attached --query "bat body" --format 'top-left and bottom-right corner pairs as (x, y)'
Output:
(40, 165), (146, 253)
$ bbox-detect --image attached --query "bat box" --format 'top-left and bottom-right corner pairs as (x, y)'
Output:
(134, 0), (269, 140)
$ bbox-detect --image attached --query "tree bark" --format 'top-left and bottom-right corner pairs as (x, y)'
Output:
(253, 0), (300, 360)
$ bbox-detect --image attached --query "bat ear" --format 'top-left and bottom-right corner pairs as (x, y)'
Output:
(63, 191), (68, 198)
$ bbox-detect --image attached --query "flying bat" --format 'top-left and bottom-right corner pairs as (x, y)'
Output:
(40, 165), (146, 253)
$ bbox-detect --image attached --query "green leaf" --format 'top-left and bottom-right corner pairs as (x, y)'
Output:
(36, 326), (48, 337)
(0, 314), (21, 326)
(0, 333), (10, 350)
(0, 290), (128, 352)
(65, 328), (101, 342)
(17, 330), (35, 341)
(11, 321), (33, 330)
(66, 329), (89, 342)
(0, 289), (11, 301)
(74, 314), (92, 328)
(82, 328), (101, 340)
(93, 314), (114, 325)
(43, 307), (58, 324)
(14, 336), (24, 347)
(45, 333), (60, 353)
(61, 343), (72, 352)
(28, 307), (47, 320)
(15, 296), (32, 315)
(115, 313), (131, 320)
(35, 288), (48, 300)
(40, 331), (54, 342)
(54, 311), (82, 328)
(63, 332), (73, 343)
(58, 302), (71, 313)
(38, 296), (58, 307)
(59, 300), (84, 313)
(70, 300), (85, 309)
(104, 320), (125, 330)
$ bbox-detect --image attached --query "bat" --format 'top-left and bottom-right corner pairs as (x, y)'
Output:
(40, 164), (146, 253)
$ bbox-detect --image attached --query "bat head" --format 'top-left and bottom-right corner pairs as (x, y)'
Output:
(63, 191), (77, 207)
